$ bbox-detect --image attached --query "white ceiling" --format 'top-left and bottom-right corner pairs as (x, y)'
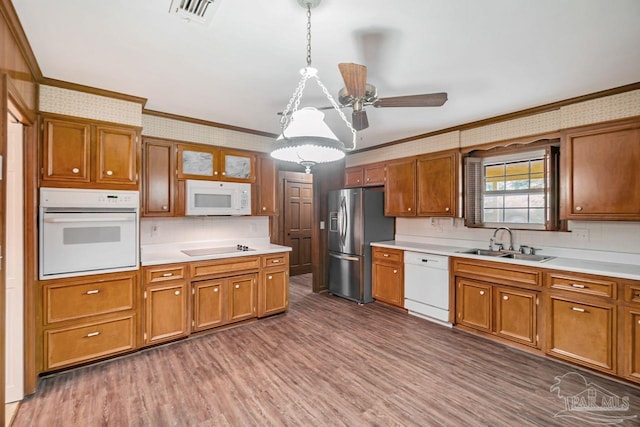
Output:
(12, 0), (640, 150)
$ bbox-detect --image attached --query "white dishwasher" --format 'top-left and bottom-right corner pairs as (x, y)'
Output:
(404, 251), (451, 327)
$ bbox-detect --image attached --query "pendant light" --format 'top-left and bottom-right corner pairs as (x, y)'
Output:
(271, 0), (357, 174)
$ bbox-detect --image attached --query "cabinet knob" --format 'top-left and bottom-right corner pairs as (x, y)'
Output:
(262, 206), (267, 211)
(222, 172), (226, 176)
(357, 179), (360, 183)
(575, 206), (583, 211)
(174, 290), (181, 296)
(214, 288), (219, 293)
(72, 167), (80, 174)
(85, 332), (100, 338)
(503, 295), (508, 300)
(445, 207), (450, 212)
(162, 205), (168, 211)
(85, 289), (100, 295)
(393, 269), (398, 274)
(106, 170), (113, 176)
(366, 178), (370, 182)
(408, 207), (412, 212)
(214, 171), (219, 175)
(479, 290), (485, 296)
(235, 284), (240, 289)
(268, 275), (273, 280)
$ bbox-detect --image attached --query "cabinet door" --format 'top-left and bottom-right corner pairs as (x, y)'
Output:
(259, 268), (289, 318)
(96, 125), (138, 185)
(547, 295), (615, 373)
(177, 144), (219, 179)
(495, 287), (537, 347)
(143, 139), (176, 216)
(417, 151), (458, 217)
(221, 149), (255, 182)
(344, 167), (364, 188)
(193, 279), (225, 331)
(372, 263), (403, 307)
(456, 278), (491, 332)
(384, 158), (416, 216)
(144, 282), (189, 344)
(364, 163), (385, 186)
(42, 118), (91, 183)
(625, 308), (640, 382)
(254, 155), (277, 215)
(228, 274), (257, 322)
(563, 121), (640, 220)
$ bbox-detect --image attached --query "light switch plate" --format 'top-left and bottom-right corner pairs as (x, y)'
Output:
(319, 221), (325, 230)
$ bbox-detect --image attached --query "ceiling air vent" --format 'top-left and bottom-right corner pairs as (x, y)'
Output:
(169, 0), (221, 25)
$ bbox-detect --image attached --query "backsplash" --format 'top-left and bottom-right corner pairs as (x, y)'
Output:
(140, 216), (270, 246)
(395, 218), (640, 261)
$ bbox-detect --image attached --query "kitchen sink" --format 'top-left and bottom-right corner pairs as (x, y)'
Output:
(456, 248), (554, 262)
(456, 248), (507, 257)
(501, 253), (555, 262)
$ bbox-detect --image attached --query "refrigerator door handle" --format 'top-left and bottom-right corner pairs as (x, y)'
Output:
(328, 252), (360, 262)
(339, 197), (347, 246)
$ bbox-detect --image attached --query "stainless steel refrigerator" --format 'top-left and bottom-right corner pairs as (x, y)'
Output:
(327, 188), (395, 303)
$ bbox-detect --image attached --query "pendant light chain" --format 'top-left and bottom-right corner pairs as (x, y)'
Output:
(306, 4), (312, 67)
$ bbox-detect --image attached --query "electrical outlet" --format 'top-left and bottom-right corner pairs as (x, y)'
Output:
(573, 228), (589, 241)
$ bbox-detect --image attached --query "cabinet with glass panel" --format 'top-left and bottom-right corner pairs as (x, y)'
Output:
(177, 143), (255, 183)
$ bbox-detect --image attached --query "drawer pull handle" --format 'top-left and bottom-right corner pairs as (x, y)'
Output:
(634, 292), (640, 298)
(503, 295), (509, 301)
(174, 290), (180, 296)
(272, 260), (280, 263)
(571, 283), (586, 289)
(85, 289), (100, 295)
(162, 273), (174, 277)
(572, 307), (586, 313)
(480, 290), (485, 296)
(383, 254), (389, 257)
(86, 332), (100, 338)
(268, 275), (273, 280)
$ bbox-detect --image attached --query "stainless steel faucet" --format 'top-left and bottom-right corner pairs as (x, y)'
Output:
(491, 226), (514, 251)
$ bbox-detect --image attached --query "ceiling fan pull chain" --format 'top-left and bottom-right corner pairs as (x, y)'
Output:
(315, 77), (357, 151)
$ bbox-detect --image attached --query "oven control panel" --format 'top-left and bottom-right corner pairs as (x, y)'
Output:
(40, 188), (140, 208)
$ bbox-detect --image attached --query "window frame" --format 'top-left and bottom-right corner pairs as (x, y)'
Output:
(464, 139), (560, 231)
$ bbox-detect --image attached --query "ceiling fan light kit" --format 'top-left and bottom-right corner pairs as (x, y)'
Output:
(272, 0), (356, 173)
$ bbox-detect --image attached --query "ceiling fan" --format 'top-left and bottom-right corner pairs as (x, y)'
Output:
(333, 62), (448, 131)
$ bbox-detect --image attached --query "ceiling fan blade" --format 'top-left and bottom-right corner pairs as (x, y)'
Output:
(338, 63), (367, 99)
(373, 92), (448, 108)
(352, 110), (369, 131)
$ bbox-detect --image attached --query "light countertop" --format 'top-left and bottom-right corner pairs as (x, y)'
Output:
(141, 241), (291, 266)
(371, 240), (640, 280)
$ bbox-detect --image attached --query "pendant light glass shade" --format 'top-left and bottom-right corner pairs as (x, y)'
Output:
(272, 107), (346, 173)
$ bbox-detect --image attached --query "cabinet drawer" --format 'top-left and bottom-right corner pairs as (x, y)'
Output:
(190, 256), (260, 279)
(372, 247), (403, 264)
(44, 275), (135, 324)
(547, 273), (616, 299)
(453, 258), (540, 288)
(262, 253), (289, 267)
(624, 283), (640, 305)
(547, 296), (615, 372)
(145, 264), (187, 283)
(44, 315), (136, 370)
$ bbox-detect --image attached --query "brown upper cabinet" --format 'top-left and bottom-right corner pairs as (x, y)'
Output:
(561, 118), (640, 220)
(416, 150), (460, 217)
(176, 143), (255, 183)
(142, 138), (176, 216)
(253, 154), (277, 215)
(42, 115), (140, 189)
(344, 162), (386, 188)
(384, 158), (417, 216)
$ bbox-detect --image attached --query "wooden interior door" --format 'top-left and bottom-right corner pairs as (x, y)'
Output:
(284, 180), (313, 276)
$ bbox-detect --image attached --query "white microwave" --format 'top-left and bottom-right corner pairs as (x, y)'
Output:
(185, 180), (251, 216)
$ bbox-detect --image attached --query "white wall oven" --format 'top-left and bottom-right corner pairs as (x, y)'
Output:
(39, 188), (139, 280)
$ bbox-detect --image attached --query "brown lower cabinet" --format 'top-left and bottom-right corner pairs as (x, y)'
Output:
(144, 281), (189, 344)
(456, 278), (492, 332)
(372, 247), (404, 307)
(624, 307), (640, 382)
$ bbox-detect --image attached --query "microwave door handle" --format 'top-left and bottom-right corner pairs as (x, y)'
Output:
(44, 217), (135, 223)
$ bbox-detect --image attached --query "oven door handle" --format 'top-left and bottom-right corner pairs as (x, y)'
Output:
(43, 216), (135, 223)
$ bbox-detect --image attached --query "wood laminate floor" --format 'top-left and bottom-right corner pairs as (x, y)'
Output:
(12, 274), (640, 426)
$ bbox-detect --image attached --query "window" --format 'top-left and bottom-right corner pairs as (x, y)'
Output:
(464, 141), (559, 230)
